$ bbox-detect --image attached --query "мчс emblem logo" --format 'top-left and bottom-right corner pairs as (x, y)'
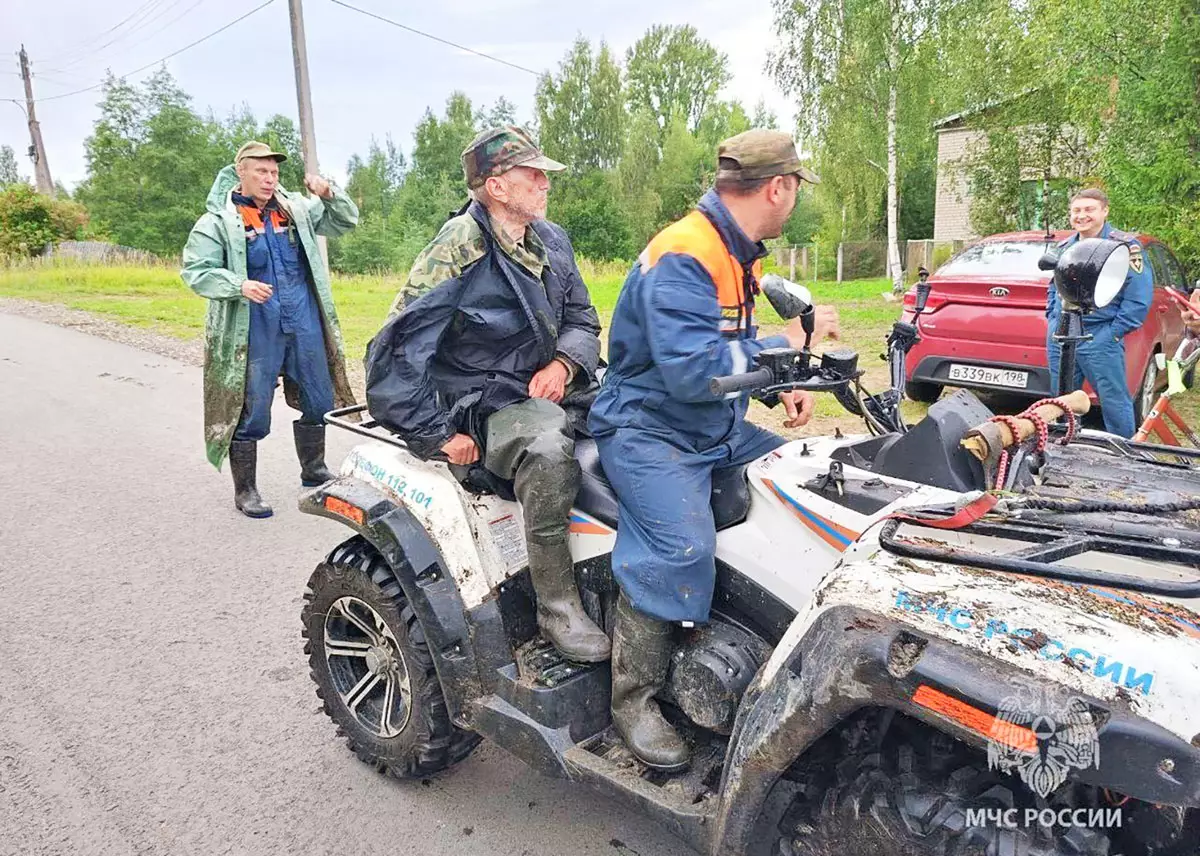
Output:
(988, 687), (1100, 798)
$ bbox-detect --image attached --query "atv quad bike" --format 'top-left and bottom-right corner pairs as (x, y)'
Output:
(299, 242), (1200, 856)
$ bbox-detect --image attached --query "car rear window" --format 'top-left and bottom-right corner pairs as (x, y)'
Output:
(937, 241), (1055, 277)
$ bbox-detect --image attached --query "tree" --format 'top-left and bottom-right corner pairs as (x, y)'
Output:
(626, 25), (731, 138)
(475, 96), (517, 129)
(771, 0), (955, 290)
(752, 99), (779, 130)
(550, 170), (634, 260)
(0, 145), (23, 188)
(536, 36), (626, 172)
(409, 92), (477, 187)
(345, 136), (406, 219)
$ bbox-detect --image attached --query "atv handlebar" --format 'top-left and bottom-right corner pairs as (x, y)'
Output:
(710, 368), (774, 396)
(709, 347), (863, 398)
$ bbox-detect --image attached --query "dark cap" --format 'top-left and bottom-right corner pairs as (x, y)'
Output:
(235, 140), (287, 163)
(461, 125), (566, 189)
(716, 130), (819, 184)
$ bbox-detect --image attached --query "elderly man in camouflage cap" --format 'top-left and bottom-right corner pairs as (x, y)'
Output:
(365, 126), (610, 664)
(588, 129), (838, 771)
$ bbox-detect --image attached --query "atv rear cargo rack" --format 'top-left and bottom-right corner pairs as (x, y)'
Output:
(324, 404), (410, 450)
(1052, 425), (1200, 467)
(879, 515), (1200, 597)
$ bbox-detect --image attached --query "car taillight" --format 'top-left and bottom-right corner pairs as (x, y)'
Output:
(902, 289), (945, 312)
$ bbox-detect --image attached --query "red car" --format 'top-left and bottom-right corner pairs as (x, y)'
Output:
(902, 230), (1192, 424)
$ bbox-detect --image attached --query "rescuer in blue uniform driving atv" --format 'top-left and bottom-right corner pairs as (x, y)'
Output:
(589, 130), (838, 771)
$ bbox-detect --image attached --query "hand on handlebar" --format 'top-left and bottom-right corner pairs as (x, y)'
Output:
(780, 390), (816, 428)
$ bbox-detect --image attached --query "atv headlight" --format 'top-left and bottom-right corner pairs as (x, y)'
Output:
(1053, 237), (1129, 313)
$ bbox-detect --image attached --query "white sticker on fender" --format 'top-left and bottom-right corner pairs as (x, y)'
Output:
(488, 514), (528, 572)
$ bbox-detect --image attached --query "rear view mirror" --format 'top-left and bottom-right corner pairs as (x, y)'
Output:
(760, 274), (814, 321)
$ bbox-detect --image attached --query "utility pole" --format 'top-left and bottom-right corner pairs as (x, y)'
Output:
(286, 0), (327, 264)
(18, 46), (54, 196)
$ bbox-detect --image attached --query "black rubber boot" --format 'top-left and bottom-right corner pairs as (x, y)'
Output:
(294, 421), (336, 487)
(528, 541), (612, 663)
(610, 592), (690, 772)
(229, 440), (273, 519)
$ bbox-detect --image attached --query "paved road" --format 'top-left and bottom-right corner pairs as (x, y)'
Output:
(0, 313), (690, 856)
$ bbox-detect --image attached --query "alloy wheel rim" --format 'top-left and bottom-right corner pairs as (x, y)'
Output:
(323, 596), (413, 738)
(1141, 358), (1160, 423)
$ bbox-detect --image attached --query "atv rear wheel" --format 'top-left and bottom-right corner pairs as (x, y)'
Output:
(774, 711), (1109, 856)
(302, 537), (481, 778)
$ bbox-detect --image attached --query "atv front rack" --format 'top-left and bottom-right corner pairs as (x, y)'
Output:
(324, 404), (410, 450)
(879, 516), (1200, 597)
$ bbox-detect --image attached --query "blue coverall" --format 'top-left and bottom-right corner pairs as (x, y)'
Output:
(1046, 222), (1154, 438)
(232, 192), (334, 441)
(589, 190), (790, 623)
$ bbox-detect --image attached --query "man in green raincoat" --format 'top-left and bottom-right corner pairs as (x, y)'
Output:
(181, 141), (359, 518)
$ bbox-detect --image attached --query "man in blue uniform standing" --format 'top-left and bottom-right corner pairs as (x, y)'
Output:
(589, 130), (837, 771)
(1046, 188), (1153, 437)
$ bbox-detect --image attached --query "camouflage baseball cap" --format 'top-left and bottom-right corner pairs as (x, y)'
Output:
(462, 125), (565, 189)
(717, 130), (819, 184)
(235, 140), (287, 163)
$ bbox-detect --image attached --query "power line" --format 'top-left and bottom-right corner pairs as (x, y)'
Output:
(26, 0), (277, 103)
(49, 0), (177, 70)
(49, 0), (167, 63)
(328, 0), (542, 78)
(52, 0), (200, 73)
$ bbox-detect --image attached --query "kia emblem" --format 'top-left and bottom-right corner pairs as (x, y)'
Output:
(990, 286), (1010, 298)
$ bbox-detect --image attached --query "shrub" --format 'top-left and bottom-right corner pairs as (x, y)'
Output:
(0, 185), (90, 257)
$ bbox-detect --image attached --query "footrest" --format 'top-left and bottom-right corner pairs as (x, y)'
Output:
(517, 636), (600, 688)
(493, 643), (611, 741)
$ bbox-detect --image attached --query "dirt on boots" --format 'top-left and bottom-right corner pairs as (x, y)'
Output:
(528, 541), (611, 663)
(610, 592), (689, 772)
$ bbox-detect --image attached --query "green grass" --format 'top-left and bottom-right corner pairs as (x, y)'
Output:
(3, 259), (1193, 438)
(0, 259), (895, 366)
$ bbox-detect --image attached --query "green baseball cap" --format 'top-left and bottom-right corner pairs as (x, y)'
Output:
(717, 129), (819, 184)
(235, 140), (287, 163)
(462, 125), (566, 189)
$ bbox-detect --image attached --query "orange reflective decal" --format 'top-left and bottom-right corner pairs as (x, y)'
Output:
(912, 684), (1037, 753)
(324, 496), (364, 525)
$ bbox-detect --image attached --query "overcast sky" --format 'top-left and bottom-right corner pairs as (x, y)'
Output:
(1, 0), (795, 190)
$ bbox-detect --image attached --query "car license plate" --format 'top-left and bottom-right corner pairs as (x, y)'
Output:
(947, 364), (1029, 389)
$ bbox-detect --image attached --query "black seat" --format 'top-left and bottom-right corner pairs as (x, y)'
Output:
(573, 438), (751, 531)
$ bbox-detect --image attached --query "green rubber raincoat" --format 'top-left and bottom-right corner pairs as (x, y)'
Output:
(181, 165), (359, 469)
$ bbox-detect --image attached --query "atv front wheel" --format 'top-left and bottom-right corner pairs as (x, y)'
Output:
(302, 537), (481, 778)
(775, 711), (1109, 856)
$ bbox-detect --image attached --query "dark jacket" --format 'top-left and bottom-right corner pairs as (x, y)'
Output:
(365, 202), (602, 459)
